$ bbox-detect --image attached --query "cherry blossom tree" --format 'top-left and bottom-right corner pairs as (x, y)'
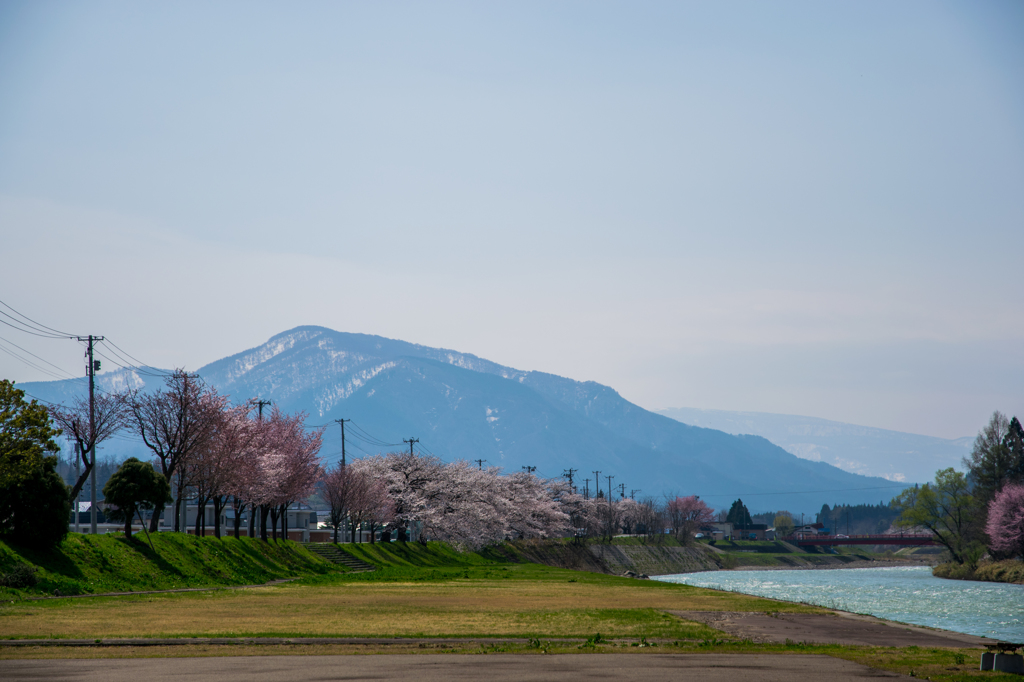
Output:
(666, 495), (716, 544)
(354, 452), (443, 542)
(986, 484), (1024, 559)
(348, 475), (395, 543)
(250, 407), (323, 542)
(123, 371), (223, 531)
(185, 404), (256, 538)
(351, 453), (569, 550)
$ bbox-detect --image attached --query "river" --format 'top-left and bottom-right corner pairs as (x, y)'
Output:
(653, 566), (1023, 641)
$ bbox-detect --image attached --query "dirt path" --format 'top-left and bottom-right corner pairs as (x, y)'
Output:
(0, 653), (907, 681)
(667, 610), (994, 648)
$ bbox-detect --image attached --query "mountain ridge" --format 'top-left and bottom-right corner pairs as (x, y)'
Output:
(22, 326), (911, 513)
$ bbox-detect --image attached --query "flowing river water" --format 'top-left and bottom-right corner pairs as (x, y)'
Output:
(653, 566), (1023, 641)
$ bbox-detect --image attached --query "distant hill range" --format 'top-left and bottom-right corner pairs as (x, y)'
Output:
(22, 326), (916, 513)
(657, 408), (972, 487)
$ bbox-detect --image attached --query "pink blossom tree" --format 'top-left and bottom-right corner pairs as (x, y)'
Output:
(349, 475), (395, 543)
(122, 371), (223, 531)
(666, 495), (716, 544)
(258, 407), (323, 541)
(986, 484), (1024, 559)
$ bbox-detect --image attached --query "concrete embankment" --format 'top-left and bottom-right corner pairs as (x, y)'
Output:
(490, 541), (721, 576)
(491, 540), (930, 577)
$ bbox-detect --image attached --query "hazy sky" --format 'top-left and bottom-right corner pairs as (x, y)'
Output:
(1, 1), (1021, 440)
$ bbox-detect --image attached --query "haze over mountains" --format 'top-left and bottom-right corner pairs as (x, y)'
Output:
(658, 408), (971, 486)
(23, 326), (914, 513)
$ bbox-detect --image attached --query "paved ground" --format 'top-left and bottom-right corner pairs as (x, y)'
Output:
(668, 611), (992, 647)
(0, 653), (906, 681)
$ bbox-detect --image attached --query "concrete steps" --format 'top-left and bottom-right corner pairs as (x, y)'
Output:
(306, 544), (376, 572)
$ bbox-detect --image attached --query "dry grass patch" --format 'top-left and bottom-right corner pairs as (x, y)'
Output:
(0, 575), (818, 640)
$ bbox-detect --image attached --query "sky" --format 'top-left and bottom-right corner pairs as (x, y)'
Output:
(0, 1), (1021, 440)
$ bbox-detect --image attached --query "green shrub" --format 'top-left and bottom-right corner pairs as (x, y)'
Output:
(0, 563), (38, 588)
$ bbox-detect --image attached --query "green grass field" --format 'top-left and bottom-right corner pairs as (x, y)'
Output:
(0, 536), (1011, 682)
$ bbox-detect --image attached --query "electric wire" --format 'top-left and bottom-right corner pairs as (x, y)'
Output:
(101, 338), (172, 376)
(93, 346), (170, 379)
(0, 334), (83, 381)
(0, 315), (68, 339)
(0, 344), (78, 382)
(0, 298), (77, 336)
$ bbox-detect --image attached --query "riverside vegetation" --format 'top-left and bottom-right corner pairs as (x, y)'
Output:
(0, 538), (1016, 682)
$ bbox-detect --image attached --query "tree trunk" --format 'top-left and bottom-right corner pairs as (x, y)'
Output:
(281, 504), (288, 542)
(149, 501), (164, 533)
(213, 496), (223, 539)
(397, 525), (407, 543)
(125, 509), (132, 539)
(232, 497), (243, 539)
(260, 506), (269, 541)
(194, 496), (205, 537)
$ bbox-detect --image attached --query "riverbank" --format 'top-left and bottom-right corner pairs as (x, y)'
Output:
(491, 539), (931, 577)
(728, 558), (933, 572)
(655, 565), (1024, 642)
(933, 559), (1024, 584)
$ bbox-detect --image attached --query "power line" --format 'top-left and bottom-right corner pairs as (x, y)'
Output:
(0, 343), (78, 382)
(0, 334), (82, 380)
(96, 340), (170, 378)
(92, 347), (168, 379)
(0, 315), (68, 339)
(0, 299), (76, 337)
(102, 338), (171, 375)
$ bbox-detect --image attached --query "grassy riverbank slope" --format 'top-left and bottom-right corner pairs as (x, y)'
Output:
(0, 533), (339, 598)
(933, 559), (1024, 584)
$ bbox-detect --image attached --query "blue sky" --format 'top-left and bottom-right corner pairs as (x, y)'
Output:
(1, 1), (1021, 439)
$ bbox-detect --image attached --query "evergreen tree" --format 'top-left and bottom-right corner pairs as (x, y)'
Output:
(726, 498), (752, 528)
(102, 458), (171, 539)
(0, 380), (69, 548)
(963, 412), (1024, 507)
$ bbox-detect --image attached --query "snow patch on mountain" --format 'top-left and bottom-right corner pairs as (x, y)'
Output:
(225, 329), (318, 382)
(315, 361), (396, 415)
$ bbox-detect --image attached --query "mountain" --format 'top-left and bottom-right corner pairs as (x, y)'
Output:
(21, 326), (910, 513)
(657, 407), (971, 485)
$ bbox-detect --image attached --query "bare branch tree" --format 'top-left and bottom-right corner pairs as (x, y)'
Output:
(122, 370), (223, 531)
(49, 392), (127, 501)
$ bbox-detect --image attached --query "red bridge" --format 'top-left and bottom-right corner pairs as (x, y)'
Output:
(787, 534), (937, 547)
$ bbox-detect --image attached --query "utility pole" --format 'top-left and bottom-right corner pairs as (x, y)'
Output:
(592, 471), (601, 499)
(563, 468), (577, 492)
(606, 475), (614, 501)
(334, 419), (350, 467)
(522, 465), (536, 474)
(252, 399), (272, 420)
(403, 438), (419, 456)
(616, 483), (626, 499)
(630, 489), (640, 500)
(583, 478), (590, 500)
(74, 442), (81, 533)
(473, 458), (487, 470)
(77, 335), (103, 535)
